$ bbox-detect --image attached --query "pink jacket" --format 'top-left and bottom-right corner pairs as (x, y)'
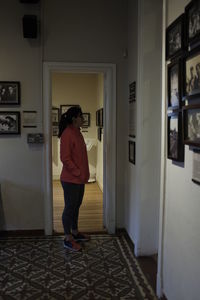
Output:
(60, 125), (89, 184)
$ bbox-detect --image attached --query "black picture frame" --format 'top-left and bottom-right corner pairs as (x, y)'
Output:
(167, 111), (184, 161)
(52, 125), (59, 136)
(129, 140), (135, 164)
(99, 108), (103, 127)
(182, 104), (200, 147)
(166, 14), (185, 61)
(183, 46), (200, 99)
(0, 111), (21, 135)
(97, 127), (101, 141)
(168, 59), (183, 109)
(96, 110), (100, 126)
(52, 107), (59, 123)
(82, 113), (90, 127)
(0, 81), (20, 105)
(185, 0), (200, 48)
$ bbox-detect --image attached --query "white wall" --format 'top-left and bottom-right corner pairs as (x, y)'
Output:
(126, 0), (162, 255)
(163, 1), (200, 299)
(51, 73), (98, 180)
(0, 0), (128, 230)
(0, 1), (43, 230)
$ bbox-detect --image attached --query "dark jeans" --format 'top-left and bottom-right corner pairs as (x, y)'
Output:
(61, 181), (85, 235)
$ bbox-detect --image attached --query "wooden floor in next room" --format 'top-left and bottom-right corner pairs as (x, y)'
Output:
(53, 181), (105, 233)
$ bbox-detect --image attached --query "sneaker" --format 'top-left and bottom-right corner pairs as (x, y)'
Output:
(63, 239), (82, 252)
(72, 232), (90, 242)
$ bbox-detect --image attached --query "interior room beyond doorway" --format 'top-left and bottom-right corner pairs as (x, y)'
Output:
(51, 72), (104, 233)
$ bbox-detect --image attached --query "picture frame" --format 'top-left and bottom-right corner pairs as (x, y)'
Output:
(52, 107), (59, 123)
(82, 113), (90, 127)
(182, 104), (200, 147)
(97, 127), (102, 141)
(96, 110), (100, 126)
(185, 0), (200, 48)
(23, 110), (37, 128)
(166, 14), (185, 61)
(183, 46), (200, 99)
(99, 108), (103, 127)
(60, 104), (78, 116)
(167, 111), (184, 161)
(0, 111), (20, 135)
(0, 81), (20, 105)
(129, 140), (135, 164)
(52, 125), (59, 136)
(168, 59), (182, 109)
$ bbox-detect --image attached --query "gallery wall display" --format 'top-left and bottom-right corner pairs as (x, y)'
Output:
(52, 107), (59, 136)
(183, 46), (200, 99)
(0, 81), (20, 105)
(185, 0), (200, 48)
(182, 104), (200, 147)
(166, 14), (185, 61)
(82, 113), (90, 127)
(23, 111), (37, 128)
(0, 111), (20, 135)
(168, 59), (182, 109)
(129, 140), (135, 165)
(167, 111), (184, 162)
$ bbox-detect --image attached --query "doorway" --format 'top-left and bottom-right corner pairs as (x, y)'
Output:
(43, 62), (116, 235)
(51, 72), (104, 233)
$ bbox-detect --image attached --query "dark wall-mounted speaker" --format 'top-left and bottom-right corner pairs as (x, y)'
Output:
(23, 15), (37, 38)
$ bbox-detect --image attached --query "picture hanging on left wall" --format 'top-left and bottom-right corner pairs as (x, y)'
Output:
(0, 111), (20, 134)
(0, 81), (20, 105)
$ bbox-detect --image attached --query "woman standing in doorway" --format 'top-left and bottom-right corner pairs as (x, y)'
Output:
(58, 106), (90, 251)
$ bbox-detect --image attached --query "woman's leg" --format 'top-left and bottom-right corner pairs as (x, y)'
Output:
(71, 184), (85, 232)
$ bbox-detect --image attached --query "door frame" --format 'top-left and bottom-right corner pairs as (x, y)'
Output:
(43, 62), (116, 235)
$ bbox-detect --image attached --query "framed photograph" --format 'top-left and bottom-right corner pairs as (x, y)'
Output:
(183, 104), (200, 147)
(82, 113), (90, 127)
(0, 111), (20, 134)
(52, 107), (59, 123)
(167, 111), (184, 161)
(23, 111), (37, 128)
(129, 140), (135, 164)
(192, 149), (200, 185)
(99, 108), (103, 127)
(97, 127), (102, 141)
(185, 0), (200, 47)
(52, 125), (59, 136)
(60, 104), (78, 116)
(166, 14), (185, 60)
(183, 46), (200, 99)
(168, 59), (182, 109)
(96, 110), (100, 126)
(0, 81), (20, 105)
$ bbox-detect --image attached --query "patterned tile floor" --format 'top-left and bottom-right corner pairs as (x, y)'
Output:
(0, 234), (157, 300)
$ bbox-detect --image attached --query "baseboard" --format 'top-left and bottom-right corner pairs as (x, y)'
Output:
(96, 179), (103, 192)
(0, 229), (45, 237)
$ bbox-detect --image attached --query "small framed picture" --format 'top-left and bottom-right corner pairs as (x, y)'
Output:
(99, 108), (103, 127)
(129, 140), (135, 164)
(0, 111), (20, 135)
(60, 104), (78, 116)
(183, 104), (200, 147)
(167, 111), (184, 162)
(166, 14), (185, 60)
(168, 59), (182, 109)
(0, 81), (20, 105)
(183, 46), (200, 99)
(96, 110), (100, 126)
(23, 111), (37, 128)
(52, 107), (59, 123)
(185, 0), (200, 47)
(97, 127), (101, 141)
(52, 125), (59, 136)
(82, 113), (90, 127)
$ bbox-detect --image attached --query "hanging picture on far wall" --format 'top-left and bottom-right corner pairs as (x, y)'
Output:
(60, 104), (79, 116)
(166, 14), (185, 60)
(167, 111), (184, 162)
(185, 0), (200, 47)
(0, 111), (20, 134)
(0, 81), (20, 105)
(168, 59), (182, 108)
(184, 46), (200, 99)
(183, 104), (200, 147)
(82, 113), (90, 127)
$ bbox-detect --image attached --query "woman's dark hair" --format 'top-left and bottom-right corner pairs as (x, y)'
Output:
(58, 105), (82, 138)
